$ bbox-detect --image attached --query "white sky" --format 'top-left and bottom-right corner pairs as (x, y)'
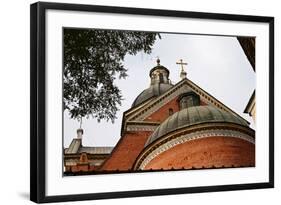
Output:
(63, 33), (255, 148)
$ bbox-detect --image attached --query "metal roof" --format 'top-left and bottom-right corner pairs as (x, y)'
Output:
(65, 138), (81, 154)
(79, 147), (113, 154)
(131, 83), (173, 107)
(65, 138), (113, 155)
(149, 65), (170, 77)
(145, 105), (249, 147)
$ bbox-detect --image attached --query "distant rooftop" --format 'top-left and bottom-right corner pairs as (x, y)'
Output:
(65, 138), (113, 155)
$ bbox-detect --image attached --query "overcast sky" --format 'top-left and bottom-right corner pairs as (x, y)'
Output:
(63, 32), (255, 148)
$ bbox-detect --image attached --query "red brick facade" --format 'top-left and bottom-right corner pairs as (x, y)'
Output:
(66, 163), (96, 173)
(101, 131), (152, 171)
(99, 95), (254, 171)
(144, 97), (180, 122)
(64, 82), (255, 174)
(144, 136), (255, 170)
(65, 153), (100, 173)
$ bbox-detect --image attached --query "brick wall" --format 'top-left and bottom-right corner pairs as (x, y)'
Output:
(144, 97), (180, 122)
(101, 131), (152, 171)
(144, 96), (208, 123)
(101, 96), (212, 171)
(144, 136), (255, 170)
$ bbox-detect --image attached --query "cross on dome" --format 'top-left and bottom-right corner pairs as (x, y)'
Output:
(176, 59), (188, 79)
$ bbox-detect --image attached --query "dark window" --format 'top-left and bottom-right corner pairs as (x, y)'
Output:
(187, 96), (193, 107)
(179, 92), (200, 110)
(169, 108), (173, 116)
(180, 98), (188, 110)
(159, 73), (164, 83)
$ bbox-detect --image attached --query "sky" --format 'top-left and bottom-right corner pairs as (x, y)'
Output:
(63, 33), (256, 148)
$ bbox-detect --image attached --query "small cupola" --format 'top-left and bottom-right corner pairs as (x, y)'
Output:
(131, 59), (174, 107)
(178, 91), (200, 110)
(149, 58), (171, 85)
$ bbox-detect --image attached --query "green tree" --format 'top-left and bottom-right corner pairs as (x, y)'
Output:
(64, 28), (160, 122)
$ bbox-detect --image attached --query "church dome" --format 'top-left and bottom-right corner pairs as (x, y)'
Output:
(132, 83), (173, 107)
(145, 105), (249, 147)
(132, 59), (173, 107)
(149, 64), (170, 77)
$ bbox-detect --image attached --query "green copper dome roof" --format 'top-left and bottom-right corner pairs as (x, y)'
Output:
(132, 83), (173, 107)
(145, 105), (249, 147)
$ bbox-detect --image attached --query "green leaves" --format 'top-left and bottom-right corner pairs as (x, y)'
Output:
(63, 29), (160, 122)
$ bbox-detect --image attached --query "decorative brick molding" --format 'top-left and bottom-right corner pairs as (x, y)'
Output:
(135, 129), (255, 170)
(125, 121), (160, 132)
(126, 124), (158, 132)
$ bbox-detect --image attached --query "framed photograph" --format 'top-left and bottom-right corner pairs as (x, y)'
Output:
(30, 2), (274, 203)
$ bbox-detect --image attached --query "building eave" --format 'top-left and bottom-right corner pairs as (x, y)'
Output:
(244, 90), (256, 114)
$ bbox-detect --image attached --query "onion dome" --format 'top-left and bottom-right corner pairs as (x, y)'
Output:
(132, 58), (173, 107)
(145, 105), (249, 147)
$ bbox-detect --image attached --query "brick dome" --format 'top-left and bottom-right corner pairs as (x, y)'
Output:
(145, 105), (249, 147)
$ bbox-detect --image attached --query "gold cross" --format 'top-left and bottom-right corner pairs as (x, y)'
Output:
(176, 59), (188, 72)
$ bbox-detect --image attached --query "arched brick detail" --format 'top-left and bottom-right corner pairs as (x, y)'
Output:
(143, 136), (255, 170)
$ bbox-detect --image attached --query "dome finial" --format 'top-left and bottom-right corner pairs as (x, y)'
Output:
(77, 117), (83, 140)
(176, 59), (188, 79)
(156, 57), (160, 65)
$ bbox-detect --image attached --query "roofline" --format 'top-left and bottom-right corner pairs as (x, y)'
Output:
(121, 77), (251, 137)
(120, 97), (154, 136)
(126, 78), (250, 125)
(244, 90), (256, 113)
(125, 79), (182, 117)
(185, 78), (250, 125)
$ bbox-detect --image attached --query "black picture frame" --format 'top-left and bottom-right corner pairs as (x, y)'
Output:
(30, 1), (274, 203)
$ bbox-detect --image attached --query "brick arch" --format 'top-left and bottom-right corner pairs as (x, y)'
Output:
(143, 136), (255, 170)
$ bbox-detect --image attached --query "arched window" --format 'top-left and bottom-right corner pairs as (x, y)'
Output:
(179, 92), (200, 110)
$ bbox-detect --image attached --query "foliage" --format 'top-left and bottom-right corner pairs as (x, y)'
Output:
(64, 29), (160, 122)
